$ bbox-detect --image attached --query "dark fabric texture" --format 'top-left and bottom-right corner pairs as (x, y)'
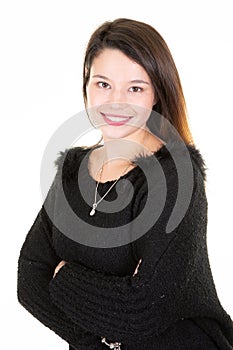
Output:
(17, 141), (233, 350)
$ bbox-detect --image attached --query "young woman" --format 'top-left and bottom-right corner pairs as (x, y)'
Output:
(17, 18), (233, 350)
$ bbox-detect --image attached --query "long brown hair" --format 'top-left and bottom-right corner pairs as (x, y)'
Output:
(83, 18), (193, 146)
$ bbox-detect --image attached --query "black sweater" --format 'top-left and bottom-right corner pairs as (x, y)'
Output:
(17, 141), (233, 350)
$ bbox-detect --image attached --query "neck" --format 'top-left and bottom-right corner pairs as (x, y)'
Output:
(89, 129), (164, 183)
(101, 128), (162, 164)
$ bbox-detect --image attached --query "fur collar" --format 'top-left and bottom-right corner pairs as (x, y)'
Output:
(54, 141), (207, 182)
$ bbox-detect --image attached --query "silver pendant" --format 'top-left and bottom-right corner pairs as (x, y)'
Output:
(89, 208), (95, 216)
(101, 337), (121, 350)
(89, 203), (97, 216)
(111, 342), (121, 349)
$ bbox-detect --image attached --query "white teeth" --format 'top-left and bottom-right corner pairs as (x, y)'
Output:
(105, 115), (130, 122)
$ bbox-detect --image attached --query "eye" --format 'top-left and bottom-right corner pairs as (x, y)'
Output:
(97, 82), (111, 89)
(129, 86), (143, 92)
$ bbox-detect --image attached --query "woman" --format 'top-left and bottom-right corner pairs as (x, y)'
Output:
(17, 18), (233, 349)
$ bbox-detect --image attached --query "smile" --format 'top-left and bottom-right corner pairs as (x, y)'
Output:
(100, 113), (133, 126)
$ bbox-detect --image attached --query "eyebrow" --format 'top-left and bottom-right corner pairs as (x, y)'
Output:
(92, 75), (150, 85)
(130, 79), (150, 85)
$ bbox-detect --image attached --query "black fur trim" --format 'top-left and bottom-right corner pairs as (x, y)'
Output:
(54, 142), (208, 182)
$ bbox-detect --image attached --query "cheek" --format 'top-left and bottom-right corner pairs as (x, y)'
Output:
(86, 86), (94, 107)
(86, 87), (106, 108)
(135, 93), (155, 110)
(148, 94), (156, 110)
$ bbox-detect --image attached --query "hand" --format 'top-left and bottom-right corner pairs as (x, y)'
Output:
(53, 260), (67, 278)
(133, 258), (142, 276)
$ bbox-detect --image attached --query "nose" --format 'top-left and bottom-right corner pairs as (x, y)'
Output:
(109, 102), (128, 110)
(107, 88), (127, 108)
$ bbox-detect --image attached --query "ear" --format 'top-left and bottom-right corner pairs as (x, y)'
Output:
(84, 66), (89, 79)
(153, 92), (158, 106)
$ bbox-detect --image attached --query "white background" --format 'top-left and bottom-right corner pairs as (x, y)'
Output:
(1, 0), (232, 349)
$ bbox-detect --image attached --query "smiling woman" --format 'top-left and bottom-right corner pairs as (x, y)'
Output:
(17, 18), (233, 350)
(83, 48), (166, 183)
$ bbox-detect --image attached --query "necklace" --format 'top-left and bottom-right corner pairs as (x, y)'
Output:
(89, 160), (133, 216)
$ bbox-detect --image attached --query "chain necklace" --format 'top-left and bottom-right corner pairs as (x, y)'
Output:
(89, 159), (133, 216)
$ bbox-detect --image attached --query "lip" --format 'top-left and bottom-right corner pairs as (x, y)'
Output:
(100, 112), (133, 126)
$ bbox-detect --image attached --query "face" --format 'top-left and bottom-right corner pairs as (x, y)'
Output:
(85, 48), (156, 143)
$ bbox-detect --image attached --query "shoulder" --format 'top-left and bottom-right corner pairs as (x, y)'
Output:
(156, 142), (207, 180)
(53, 145), (92, 181)
(134, 140), (207, 183)
(155, 141), (208, 205)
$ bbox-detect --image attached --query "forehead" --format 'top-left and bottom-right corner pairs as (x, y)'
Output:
(91, 48), (150, 80)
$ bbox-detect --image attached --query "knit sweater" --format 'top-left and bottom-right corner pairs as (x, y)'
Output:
(17, 141), (233, 350)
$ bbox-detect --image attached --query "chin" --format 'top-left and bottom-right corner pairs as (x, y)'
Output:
(101, 125), (139, 141)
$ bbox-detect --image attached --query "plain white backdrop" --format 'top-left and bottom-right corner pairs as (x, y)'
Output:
(1, 0), (232, 349)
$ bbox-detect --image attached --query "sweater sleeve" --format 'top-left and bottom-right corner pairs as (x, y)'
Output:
(49, 165), (219, 346)
(17, 175), (100, 348)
